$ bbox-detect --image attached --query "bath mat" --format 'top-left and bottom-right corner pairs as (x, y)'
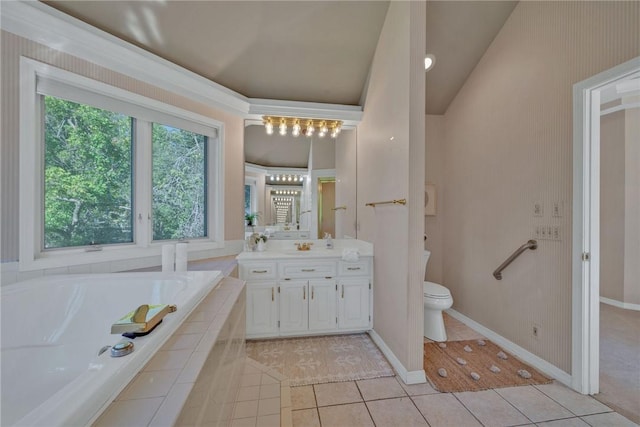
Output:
(246, 334), (394, 386)
(424, 339), (552, 393)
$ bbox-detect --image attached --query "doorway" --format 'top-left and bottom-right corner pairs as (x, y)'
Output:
(572, 57), (640, 413)
(318, 178), (336, 238)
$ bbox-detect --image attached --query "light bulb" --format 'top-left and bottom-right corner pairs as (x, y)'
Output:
(276, 176), (280, 181)
(288, 176), (292, 181)
(279, 120), (287, 136)
(265, 119), (274, 135)
(292, 121), (301, 137)
(424, 54), (435, 71)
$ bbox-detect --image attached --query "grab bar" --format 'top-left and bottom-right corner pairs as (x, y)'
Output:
(493, 239), (537, 280)
(366, 199), (406, 207)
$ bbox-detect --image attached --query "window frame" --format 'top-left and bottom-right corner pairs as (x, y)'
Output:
(19, 58), (225, 271)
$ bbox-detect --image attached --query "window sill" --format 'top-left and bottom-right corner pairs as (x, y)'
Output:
(19, 241), (226, 272)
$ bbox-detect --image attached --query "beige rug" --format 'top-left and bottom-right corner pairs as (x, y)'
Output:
(424, 339), (552, 393)
(246, 334), (394, 386)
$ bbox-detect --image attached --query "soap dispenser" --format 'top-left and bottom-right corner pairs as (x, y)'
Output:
(324, 233), (334, 249)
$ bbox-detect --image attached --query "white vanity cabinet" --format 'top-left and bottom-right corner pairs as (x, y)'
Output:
(246, 282), (279, 335)
(308, 279), (338, 331)
(238, 241), (373, 339)
(279, 280), (309, 333)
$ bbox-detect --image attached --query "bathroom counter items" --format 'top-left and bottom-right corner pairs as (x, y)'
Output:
(237, 238), (373, 260)
(237, 239), (374, 339)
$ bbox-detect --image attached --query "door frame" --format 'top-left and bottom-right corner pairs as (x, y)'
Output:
(572, 56), (640, 394)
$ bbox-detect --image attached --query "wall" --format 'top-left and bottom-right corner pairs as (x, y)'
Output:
(358, 1), (425, 377)
(335, 129), (357, 238)
(310, 138), (336, 170)
(442, 1), (639, 373)
(623, 106), (640, 305)
(600, 110), (626, 302)
(425, 115), (445, 283)
(0, 31), (244, 267)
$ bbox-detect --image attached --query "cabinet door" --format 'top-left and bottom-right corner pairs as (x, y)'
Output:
(308, 279), (337, 331)
(338, 278), (370, 330)
(279, 281), (309, 333)
(246, 282), (278, 336)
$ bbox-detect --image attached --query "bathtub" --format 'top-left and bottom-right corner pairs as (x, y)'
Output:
(1, 271), (223, 426)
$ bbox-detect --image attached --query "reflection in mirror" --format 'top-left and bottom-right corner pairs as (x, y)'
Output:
(244, 121), (357, 239)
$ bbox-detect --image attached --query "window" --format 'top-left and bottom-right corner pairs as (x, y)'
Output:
(152, 124), (207, 240)
(44, 96), (134, 249)
(244, 184), (252, 216)
(20, 58), (224, 270)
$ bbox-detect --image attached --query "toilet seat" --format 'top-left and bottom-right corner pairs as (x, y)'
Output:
(423, 281), (451, 299)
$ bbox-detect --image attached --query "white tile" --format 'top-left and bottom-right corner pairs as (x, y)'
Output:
(195, 327), (222, 353)
(17, 270), (44, 282)
(144, 349), (193, 372)
(177, 321), (209, 335)
(176, 351), (208, 383)
(149, 382), (193, 427)
(233, 400), (259, 419)
(259, 383), (280, 399)
(117, 369), (181, 400)
(68, 264), (92, 274)
(161, 333), (201, 351)
(257, 397), (280, 416)
(241, 373), (263, 387)
(534, 382), (613, 416)
(537, 418), (591, 427)
(256, 413), (280, 427)
(455, 389), (530, 427)
(231, 416), (257, 427)
(581, 412), (639, 427)
(412, 393), (482, 427)
(366, 397), (429, 427)
(44, 266), (69, 276)
(94, 397), (164, 427)
(495, 386), (573, 423)
(237, 386), (261, 401)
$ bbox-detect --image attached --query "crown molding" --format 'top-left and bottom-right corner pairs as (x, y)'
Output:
(1, 1), (251, 115)
(1, 1), (364, 123)
(248, 98), (363, 126)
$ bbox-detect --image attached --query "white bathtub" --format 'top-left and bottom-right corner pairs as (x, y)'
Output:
(0, 271), (222, 427)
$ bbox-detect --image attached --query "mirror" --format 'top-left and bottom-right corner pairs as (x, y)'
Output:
(244, 121), (357, 239)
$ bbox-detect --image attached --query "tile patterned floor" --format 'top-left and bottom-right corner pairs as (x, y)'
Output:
(233, 313), (638, 427)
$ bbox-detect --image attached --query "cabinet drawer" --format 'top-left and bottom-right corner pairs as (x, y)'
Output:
(279, 261), (337, 279)
(240, 262), (277, 280)
(339, 259), (370, 276)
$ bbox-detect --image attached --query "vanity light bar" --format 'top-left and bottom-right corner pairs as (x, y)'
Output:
(263, 116), (342, 139)
(268, 175), (305, 183)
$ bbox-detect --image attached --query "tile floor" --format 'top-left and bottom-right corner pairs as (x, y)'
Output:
(231, 358), (292, 427)
(596, 302), (640, 424)
(230, 313), (637, 427)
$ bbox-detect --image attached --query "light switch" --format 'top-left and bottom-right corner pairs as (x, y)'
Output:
(533, 201), (544, 217)
(552, 201), (563, 218)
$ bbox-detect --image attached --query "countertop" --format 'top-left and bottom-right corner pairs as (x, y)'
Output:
(236, 239), (373, 261)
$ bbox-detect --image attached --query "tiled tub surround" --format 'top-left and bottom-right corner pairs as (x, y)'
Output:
(1, 271), (223, 427)
(95, 276), (246, 427)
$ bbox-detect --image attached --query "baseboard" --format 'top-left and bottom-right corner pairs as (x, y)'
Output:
(600, 296), (640, 311)
(367, 330), (427, 385)
(446, 309), (573, 388)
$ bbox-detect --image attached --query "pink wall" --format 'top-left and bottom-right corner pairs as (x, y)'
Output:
(425, 115), (445, 284)
(358, 1), (425, 374)
(442, 1), (639, 372)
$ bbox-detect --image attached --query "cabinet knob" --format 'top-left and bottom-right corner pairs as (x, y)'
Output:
(311, 286), (314, 300)
(272, 287), (274, 302)
(341, 285), (344, 299)
(303, 287), (306, 300)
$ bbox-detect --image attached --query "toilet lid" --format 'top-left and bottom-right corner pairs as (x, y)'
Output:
(423, 281), (451, 299)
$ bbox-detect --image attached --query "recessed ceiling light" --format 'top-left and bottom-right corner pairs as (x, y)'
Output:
(424, 54), (436, 72)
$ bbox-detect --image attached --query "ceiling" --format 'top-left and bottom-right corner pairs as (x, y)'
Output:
(43, 0), (517, 115)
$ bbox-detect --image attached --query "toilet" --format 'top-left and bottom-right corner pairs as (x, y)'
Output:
(423, 250), (453, 342)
